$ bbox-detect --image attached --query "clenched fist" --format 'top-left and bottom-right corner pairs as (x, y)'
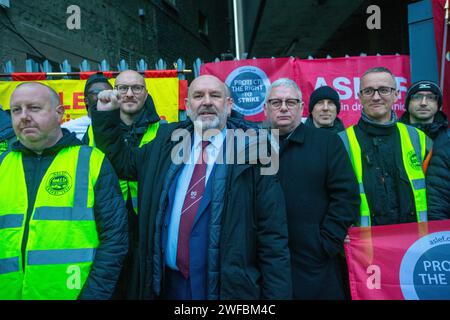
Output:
(97, 89), (121, 111)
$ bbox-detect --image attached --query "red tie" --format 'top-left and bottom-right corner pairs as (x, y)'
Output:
(176, 140), (210, 278)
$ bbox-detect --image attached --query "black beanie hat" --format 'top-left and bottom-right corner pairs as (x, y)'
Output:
(84, 73), (112, 97)
(308, 86), (341, 114)
(405, 80), (443, 111)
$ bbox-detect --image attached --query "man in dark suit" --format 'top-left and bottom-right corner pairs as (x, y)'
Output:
(91, 74), (292, 300)
(264, 78), (360, 299)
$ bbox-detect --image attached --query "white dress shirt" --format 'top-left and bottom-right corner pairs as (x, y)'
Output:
(165, 128), (226, 270)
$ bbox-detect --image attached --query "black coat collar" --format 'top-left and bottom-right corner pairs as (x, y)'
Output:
(285, 123), (306, 145)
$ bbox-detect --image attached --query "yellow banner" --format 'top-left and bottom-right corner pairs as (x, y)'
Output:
(0, 78), (179, 123)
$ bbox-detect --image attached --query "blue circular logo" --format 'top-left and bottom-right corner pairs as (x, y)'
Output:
(225, 66), (270, 116)
(400, 231), (450, 300)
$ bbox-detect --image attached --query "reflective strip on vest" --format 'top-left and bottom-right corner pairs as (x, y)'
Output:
(0, 257), (20, 275)
(412, 178), (426, 190)
(0, 214), (24, 229)
(360, 216), (371, 228)
(33, 207), (94, 221)
(405, 124), (426, 163)
(27, 248), (96, 265)
(358, 183), (365, 195)
(73, 146), (91, 209)
(340, 127), (371, 226)
(341, 124), (428, 226)
(132, 196), (138, 212)
(128, 181), (138, 214)
(419, 211), (428, 222)
(397, 123), (428, 222)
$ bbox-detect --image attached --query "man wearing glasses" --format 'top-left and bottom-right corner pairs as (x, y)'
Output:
(399, 80), (447, 141)
(264, 78), (359, 299)
(85, 70), (161, 147)
(338, 67), (432, 227)
(88, 70), (162, 299)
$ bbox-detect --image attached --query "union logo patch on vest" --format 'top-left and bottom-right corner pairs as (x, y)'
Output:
(45, 171), (73, 196)
(406, 151), (422, 171)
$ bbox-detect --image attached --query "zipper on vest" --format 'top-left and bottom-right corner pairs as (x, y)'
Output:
(21, 154), (43, 270)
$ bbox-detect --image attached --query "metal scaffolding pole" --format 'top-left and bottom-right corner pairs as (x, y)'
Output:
(233, 0), (243, 60)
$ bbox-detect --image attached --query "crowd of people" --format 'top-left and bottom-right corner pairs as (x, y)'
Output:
(0, 66), (448, 300)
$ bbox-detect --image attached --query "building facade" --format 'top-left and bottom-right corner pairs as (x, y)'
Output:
(0, 0), (232, 72)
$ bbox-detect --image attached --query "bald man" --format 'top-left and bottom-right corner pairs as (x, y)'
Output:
(85, 70), (160, 146)
(85, 70), (162, 299)
(0, 82), (127, 300)
(91, 75), (291, 300)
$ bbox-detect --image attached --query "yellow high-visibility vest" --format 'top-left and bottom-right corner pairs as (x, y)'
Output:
(339, 123), (428, 226)
(0, 146), (104, 299)
(87, 122), (160, 213)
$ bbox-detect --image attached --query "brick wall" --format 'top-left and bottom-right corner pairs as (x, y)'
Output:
(0, 0), (232, 72)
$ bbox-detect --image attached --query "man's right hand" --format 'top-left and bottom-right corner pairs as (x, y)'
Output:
(97, 89), (121, 111)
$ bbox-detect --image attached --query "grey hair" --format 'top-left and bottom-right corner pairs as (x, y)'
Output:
(362, 67), (397, 88)
(266, 78), (302, 103)
(224, 84), (232, 98)
(14, 82), (61, 108)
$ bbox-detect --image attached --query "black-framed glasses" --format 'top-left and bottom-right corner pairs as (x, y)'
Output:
(115, 84), (145, 95)
(410, 93), (438, 102)
(86, 89), (104, 97)
(360, 87), (396, 97)
(267, 98), (301, 110)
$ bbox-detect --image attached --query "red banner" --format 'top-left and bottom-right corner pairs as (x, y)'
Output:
(179, 80), (188, 111)
(432, 0), (449, 124)
(345, 219), (450, 300)
(201, 57), (296, 122)
(201, 56), (410, 126)
(297, 55), (410, 127)
(11, 72), (46, 81)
